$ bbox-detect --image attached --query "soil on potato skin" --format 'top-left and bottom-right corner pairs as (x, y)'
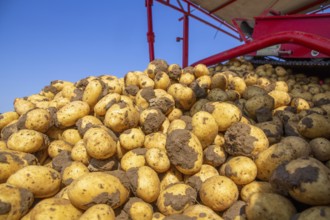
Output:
(166, 129), (198, 169)
(140, 88), (156, 102)
(126, 168), (139, 195)
(142, 111), (166, 135)
(163, 214), (197, 220)
(149, 97), (174, 114)
(19, 188), (34, 215)
(88, 157), (119, 171)
(222, 200), (247, 220)
(105, 170), (131, 191)
(51, 151), (72, 172)
(125, 85), (139, 96)
(163, 187), (197, 211)
(0, 201), (11, 215)
(203, 145), (226, 167)
(85, 190), (121, 208)
(185, 176), (203, 191)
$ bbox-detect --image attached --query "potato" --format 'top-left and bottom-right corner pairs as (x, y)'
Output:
(167, 83), (196, 110)
(83, 127), (117, 159)
(293, 206), (330, 220)
(244, 94), (274, 119)
(82, 78), (106, 109)
(297, 113), (330, 138)
(203, 102), (242, 132)
(242, 85), (267, 99)
(60, 128), (81, 145)
(47, 139), (72, 158)
(127, 166), (160, 203)
(0, 183), (34, 220)
(144, 132), (167, 150)
(159, 167), (183, 192)
(120, 148), (147, 171)
(45, 125), (64, 140)
(104, 100), (139, 133)
(93, 93), (121, 117)
(245, 193), (296, 220)
(123, 197), (154, 220)
(180, 71), (195, 86)
(70, 139), (90, 165)
(191, 111), (218, 148)
(268, 90), (291, 109)
(146, 148), (170, 173)
(309, 137), (330, 161)
(229, 76), (247, 95)
(157, 183), (197, 215)
(0, 150), (38, 183)
(76, 115), (103, 136)
(7, 129), (49, 153)
(211, 72), (227, 90)
(185, 164), (219, 191)
(167, 119), (188, 133)
(220, 156), (257, 185)
(222, 200), (247, 220)
(270, 157), (330, 205)
(13, 98), (36, 116)
(79, 204), (115, 220)
(256, 120), (283, 144)
(0, 111), (19, 130)
(154, 71), (171, 90)
(194, 63), (209, 78)
(203, 144), (227, 167)
(199, 175), (238, 212)
(100, 75), (123, 94)
(25, 197), (82, 220)
(166, 129), (203, 175)
(183, 204), (222, 220)
(291, 97), (310, 113)
(224, 122), (269, 158)
(167, 108), (183, 122)
(119, 128), (145, 150)
(240, 181), (276, 202)
(55, 100), (90, 128)
(0, 140), (6, 150)
(61, 161), (89, 185)
(16, 108), (53, 133)
(7, 165), (61, 198)
(68, 172), (129, 210)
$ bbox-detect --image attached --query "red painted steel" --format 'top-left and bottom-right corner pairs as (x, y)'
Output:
(146, 0), (155, 61)
(182, 14), (189, 67)
(191, 31), (330, 66)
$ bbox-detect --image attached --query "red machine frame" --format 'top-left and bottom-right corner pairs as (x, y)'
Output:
(145, 0), (330, 67)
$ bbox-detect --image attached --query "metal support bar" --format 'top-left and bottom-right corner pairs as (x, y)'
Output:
(191, 31), (330, 66)
(146, 0), (155, 62)
(182, 13), (189, 67)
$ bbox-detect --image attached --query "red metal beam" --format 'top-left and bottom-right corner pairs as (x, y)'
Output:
(191, 31), (330, 66)
(287, 0), (327, 15)
(182, 13), (189, 67)
(146, 0), (155, 62)
(209, 0), (237, 14)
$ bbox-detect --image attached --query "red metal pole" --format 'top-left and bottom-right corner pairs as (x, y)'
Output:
(146, 0), (155, 62)
(191, 31), (330, 66)
(182, 13), (189, 67)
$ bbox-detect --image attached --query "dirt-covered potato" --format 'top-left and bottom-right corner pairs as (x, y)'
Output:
(61, 161), (89, 186)
(0, 150), (38, 183)
(119, 128), (145, 150)
(120, 148), (147, 171)
(104, 99), (139, 133)
(48, 139), (73, 158)
(245, 192), (296, 220)
(203, 102), (242, 132)
(79, 204), (115, 220)
(292, 206), (330, 220)
(76, 115), (103, 136)
(157, 183), (197, 216)
(291, 97), (310, 113)
(199, 175), (238, 212)
(211, 72), (227, 90)
(71, 139), (90, 165)
(309, 137), (330, 161)
(83, 127), (117, 159)
(240, 181), (275, 202)
(23, 197), (82, 220)
(0, 111), (19, 130)
(127, 166), (160, 203)
(183, 204), (222, 220)
(68, 172), (129, 210)
(139, 108), (165, 135)
(224, 122), (269, 158)
(55, 100), (90, 128)
(256, 120), (283, 144)
(203, 144), (227, 167)
(244, 94), (274, 119)
(270, 157), (330, 205)
(7, 165), (61, 198)
(191, 111), (218, 148)
(167, 83), (196, 110)
(185, 164), (219, 191)
(0, 183), (34, 220)
(100, 75), (123, 94)
(146, 148), (170, 173)
(16, 108), (53, 133)
(123, 197), (154, 220)
(7, 129), (49, 153)
(166, 129), (203, 175)
(220, 156), (257, 185)
(297, 113), (330, 138)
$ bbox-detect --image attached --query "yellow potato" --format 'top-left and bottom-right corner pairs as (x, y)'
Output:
(0, 111), (19, 130)
(79, 204), (115, 220)
(55, 100), (90, 128)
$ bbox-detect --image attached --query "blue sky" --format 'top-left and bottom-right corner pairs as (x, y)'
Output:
(0, 0), (240, 113)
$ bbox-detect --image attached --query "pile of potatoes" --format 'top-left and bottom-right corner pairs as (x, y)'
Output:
(1, 57), (330, 220)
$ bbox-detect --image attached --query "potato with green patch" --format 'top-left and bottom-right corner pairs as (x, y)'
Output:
(166, 129), (203, 175)
(7, 165), (61, 198)
(127, 166), (160, 203)
(157, 183), (197, 216)
(68, 172), (129, 210)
